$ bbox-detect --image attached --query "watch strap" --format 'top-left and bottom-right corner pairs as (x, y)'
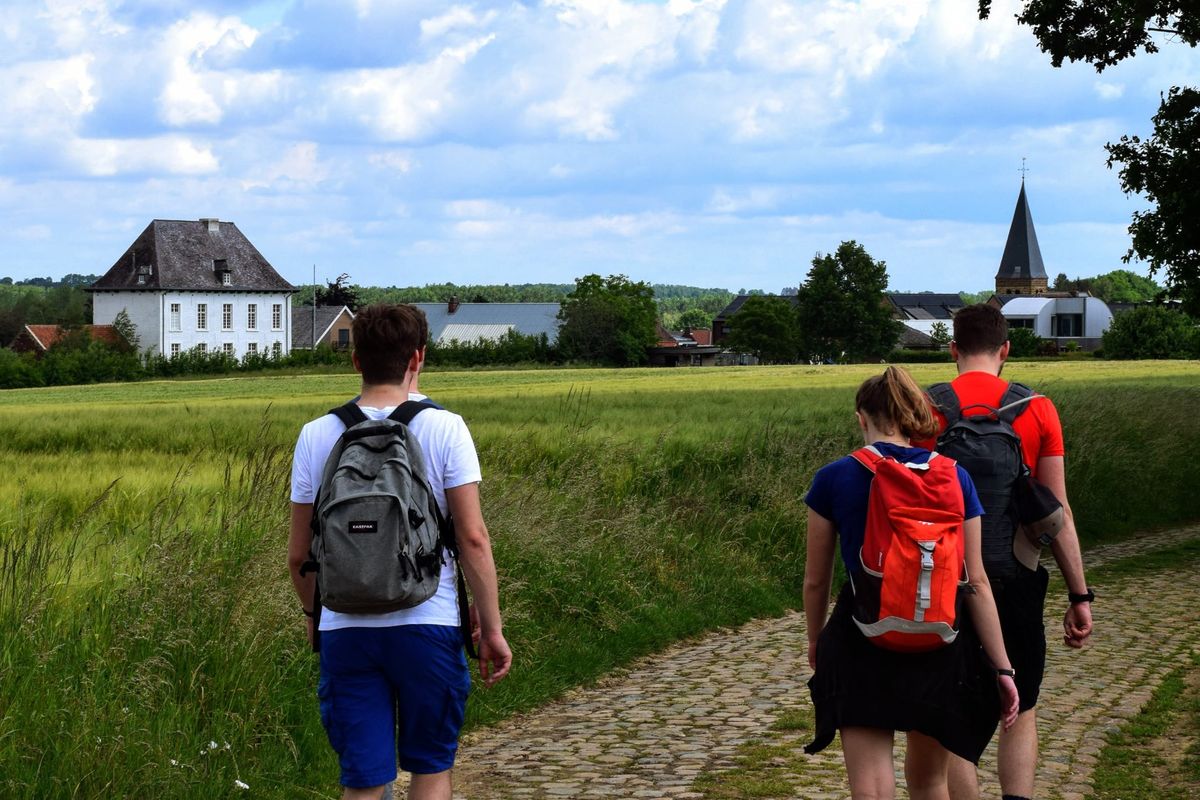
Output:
(1068, 588), (1095, 604)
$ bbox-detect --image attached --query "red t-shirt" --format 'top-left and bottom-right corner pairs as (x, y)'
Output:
(916, 371), (1065, 479)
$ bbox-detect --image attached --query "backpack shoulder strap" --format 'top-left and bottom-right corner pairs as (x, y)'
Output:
(927, 382), (961, 426)
(387, 399), (438, 427)
(850, 446), (884, 473)
(329, 401), (369, 429)
(997, 382), (1039, 424)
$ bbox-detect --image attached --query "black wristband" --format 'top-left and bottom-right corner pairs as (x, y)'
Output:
(302, 608), (315, 618)
(1068, 588), (1095, 605)
(996, 667), (1016, 678)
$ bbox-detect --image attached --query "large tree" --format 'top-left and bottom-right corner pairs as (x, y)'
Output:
(314, 273), (361, 310)
(795, 241), (900, 362)
(978, 1), (1200, 313)
(557, 274), (658, 366)
(723, 296), (801, 364)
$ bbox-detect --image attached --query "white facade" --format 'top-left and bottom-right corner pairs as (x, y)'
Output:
(93, 291), (292, 358)
(1002, 296), (1113, 343)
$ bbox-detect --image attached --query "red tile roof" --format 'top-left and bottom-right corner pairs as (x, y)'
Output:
(22, 324), (124, 351)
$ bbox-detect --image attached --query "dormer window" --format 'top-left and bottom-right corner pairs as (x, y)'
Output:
(213, 258), (231, 286)
(136, 264), (152, 286)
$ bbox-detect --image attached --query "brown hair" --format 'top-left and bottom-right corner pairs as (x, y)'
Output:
(952, 303), (1008, 355)
(855, 366), (939, 440)
(351, 304), (429, 385)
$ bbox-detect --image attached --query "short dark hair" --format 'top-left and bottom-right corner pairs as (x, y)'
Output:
(953, 303), (1008, 355)
(351, 304), (428, 384)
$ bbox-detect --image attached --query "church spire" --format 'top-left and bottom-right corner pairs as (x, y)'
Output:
(995, 179), (1049, 296)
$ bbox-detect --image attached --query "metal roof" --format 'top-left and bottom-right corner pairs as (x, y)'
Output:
(438, 323), (516, 344)
(996, 183), (1048, 281)
(411, 303), (561, 343)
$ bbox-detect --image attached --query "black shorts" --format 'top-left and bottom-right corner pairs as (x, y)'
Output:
(989, 564), (1050, 712)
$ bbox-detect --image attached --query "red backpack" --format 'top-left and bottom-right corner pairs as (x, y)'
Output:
(848, 446), (968, 653)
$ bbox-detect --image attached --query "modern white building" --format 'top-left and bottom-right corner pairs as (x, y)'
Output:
(89, 218), (296, 359)
(1000, 295), (1113, 349)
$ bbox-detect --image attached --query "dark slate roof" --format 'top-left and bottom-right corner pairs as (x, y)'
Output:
(292, 305), (353, 348)
(89, 219), (296, 293)
(886, 293), (963, 320)
(714, 294), (800, 319)
(996, 183), (1047, 281)
(410, 303), (562, 342)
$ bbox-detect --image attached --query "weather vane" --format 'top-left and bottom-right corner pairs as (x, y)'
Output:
(1019, 157), (1029, 182)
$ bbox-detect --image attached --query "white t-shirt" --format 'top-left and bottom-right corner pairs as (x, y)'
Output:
(290, 392), (482, 631)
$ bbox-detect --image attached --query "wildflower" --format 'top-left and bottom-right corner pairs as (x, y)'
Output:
(208, 740), (219, 750)
(224, 741), (231, 750)
(170, 759), (178, 767)
(234, 779), (249, 790)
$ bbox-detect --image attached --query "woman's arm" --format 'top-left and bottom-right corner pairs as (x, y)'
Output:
(961, 515), (1019, 729)
(803, 508), (838, 670)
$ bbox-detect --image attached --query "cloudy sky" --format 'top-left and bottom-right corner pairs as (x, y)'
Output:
(2, 0), (1196, 293)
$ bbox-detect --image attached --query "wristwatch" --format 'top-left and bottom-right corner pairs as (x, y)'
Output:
(996, 667), (1016, 678)
(1068, 588), (1095, 605)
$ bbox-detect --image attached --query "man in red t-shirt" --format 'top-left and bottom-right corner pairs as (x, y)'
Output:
(918, 304), (1093, 800)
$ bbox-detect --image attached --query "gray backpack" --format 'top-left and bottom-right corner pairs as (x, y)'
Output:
(308, 400), (447, 614)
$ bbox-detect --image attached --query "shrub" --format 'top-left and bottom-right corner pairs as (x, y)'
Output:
(1102, 305), (1199, 359)
(1007, 327), (1044, 358)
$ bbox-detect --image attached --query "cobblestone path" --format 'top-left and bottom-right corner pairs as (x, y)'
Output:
(447, 526), (1200, 800)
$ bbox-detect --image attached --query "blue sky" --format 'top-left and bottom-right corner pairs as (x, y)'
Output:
(1, 0), (1196, 293)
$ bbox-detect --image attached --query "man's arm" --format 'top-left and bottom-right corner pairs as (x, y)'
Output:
(288, 502), (316, 646)
(446, 482), (512, 687)
(1037, 455), (1093, 648)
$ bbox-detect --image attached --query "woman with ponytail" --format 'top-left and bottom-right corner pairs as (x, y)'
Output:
(803, 366), (1018, 799)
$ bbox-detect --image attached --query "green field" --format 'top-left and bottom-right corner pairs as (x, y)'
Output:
(0, 361), (1197, 797)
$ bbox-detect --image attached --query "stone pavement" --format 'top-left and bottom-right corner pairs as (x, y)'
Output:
(442, 525), (1199, 800)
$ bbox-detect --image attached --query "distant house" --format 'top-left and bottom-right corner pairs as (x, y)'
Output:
(410, 297), (561, 344)
(88, 218), (297, 359)
(10, 324), (125, 357)
(648, 325), (721, 366)
(292, 305), (355, 350)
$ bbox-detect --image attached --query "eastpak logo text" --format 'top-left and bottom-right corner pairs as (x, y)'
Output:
(348, 521), (378, 534)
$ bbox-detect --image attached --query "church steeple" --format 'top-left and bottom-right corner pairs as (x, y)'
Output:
(995, 179), (1049, 296)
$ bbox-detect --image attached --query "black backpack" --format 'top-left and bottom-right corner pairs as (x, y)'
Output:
(927, 381), (1040, 580)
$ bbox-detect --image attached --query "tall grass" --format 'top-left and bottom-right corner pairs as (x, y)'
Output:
(0, 362), (1197, 796)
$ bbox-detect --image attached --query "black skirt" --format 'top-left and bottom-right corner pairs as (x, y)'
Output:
(805, 583), (1001, 763)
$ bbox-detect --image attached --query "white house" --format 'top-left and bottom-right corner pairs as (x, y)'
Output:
(1000, 295), (1113, 349)
(89, 218), (296, 359)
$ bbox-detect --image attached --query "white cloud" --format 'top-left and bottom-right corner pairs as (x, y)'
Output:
(157, 13), (260, 127)
(241, 142), (328, 190)
(420, 6), (497, 42)
(368, 151), (414, 174)
(66, 136), (219, 176)
(0, 55), (96, 137)
(1095, 81), (1125, 101)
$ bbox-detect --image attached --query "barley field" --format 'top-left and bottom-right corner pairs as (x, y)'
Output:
(0, 361), (1196, 798)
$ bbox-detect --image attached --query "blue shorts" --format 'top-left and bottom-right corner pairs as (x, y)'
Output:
(318, 625), (470, 787)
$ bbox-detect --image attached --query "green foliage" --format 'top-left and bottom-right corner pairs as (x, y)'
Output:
(959, 289), (993, 305)
(673, 307), (715, 331)
(313, 273), (361, 310)
(1107, 87), (1200, 314)
(1090, 269), (1163, 303)
(1102, 306), (1199, 359)
(427, 330), (556, 367)
(929, 321), (951, 346)
(978, 1), (1198, 71)
(886, 349), (953, 363)
(0, 283), (92, 346)
(111, 309), (139, 353)
(1007, 326), (1045, 358)
(795, 241), (901, 362)
(556, 274), (658, 366)
(723, 296), (800, 364)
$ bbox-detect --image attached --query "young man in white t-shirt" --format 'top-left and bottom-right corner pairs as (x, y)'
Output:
(288, 303), (511, 800)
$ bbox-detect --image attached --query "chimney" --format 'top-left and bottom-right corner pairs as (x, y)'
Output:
(448, 295), (460, 314)
(200, 217), (221, 232)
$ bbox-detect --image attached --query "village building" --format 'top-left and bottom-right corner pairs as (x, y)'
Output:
(88, 218), (296, 359)
(410, 297), (561, 344)
(648, 325), (721, 367)
(10, 324), (125, 357)
(292, 305), (355, 351)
